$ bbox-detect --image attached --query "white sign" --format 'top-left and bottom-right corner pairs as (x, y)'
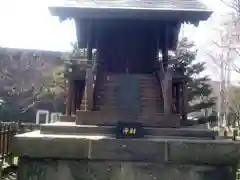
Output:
(50, 112), (62, 123)
(36, 110), (49, 124)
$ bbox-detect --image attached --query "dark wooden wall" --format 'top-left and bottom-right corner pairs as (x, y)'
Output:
(76, 20), (181, 74)
(97, 21), (158, 73)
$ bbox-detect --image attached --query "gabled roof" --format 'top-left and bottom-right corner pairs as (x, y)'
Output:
(66, 0), (209, 11)
(49, 0), (212, 22)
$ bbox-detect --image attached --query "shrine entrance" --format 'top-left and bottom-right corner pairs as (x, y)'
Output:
(94, 20), (158, 74)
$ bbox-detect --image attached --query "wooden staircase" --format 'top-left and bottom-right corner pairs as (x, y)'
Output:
(94, 73), (164, 112)
(77, 73), (180, 127)
(138, 74), (164, 114)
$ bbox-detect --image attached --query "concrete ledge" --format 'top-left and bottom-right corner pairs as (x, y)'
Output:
(40, 123), (217, 139)
(12, 131), (90, 159)
(12, 131), (240, 165)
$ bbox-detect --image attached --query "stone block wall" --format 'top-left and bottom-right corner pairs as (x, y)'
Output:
(18, 158), (235, 180)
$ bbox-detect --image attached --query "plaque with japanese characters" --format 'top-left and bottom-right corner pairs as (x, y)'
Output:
(115, 122), (144, 139)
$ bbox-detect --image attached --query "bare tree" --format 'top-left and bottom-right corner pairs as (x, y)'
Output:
(0, 48), (57, 113)
(207, 24), (236, 127)
(218, 0), (240, 72)
(207, 0), (240, 127)
(221, 0), (240, 17)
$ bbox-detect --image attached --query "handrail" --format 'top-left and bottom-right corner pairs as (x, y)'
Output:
(86, 50), (98, 111)
(156, 60), (173, 115)
(86, 68), (94, 111)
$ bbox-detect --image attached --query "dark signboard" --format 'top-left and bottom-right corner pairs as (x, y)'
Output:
(116, 121), (144, 139)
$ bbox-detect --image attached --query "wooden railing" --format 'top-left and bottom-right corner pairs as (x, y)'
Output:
(85, 52), (100, 111)
(0, 122), (40, 176)
(155, 60), (173, 114)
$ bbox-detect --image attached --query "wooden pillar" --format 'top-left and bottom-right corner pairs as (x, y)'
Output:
(172, 84), (176, 113)
(162, 24), (172, 115)
(76, 19), (88, 49)
(66, 79), (73, 116)
(181, 81), (188, 120)
(87, 21), (93, 62)
(176, 83), (181, 114)
(166, 72), (172, 114)
(162, 24), (169, 71)
(86, 68), (94, 111)
(72, 80), (77, 115)
(75, 81), (81, 110)
(86, 21), (94, 111)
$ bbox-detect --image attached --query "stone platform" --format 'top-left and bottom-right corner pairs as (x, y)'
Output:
(40, 122), (217, 139)
(12, 122), (240, 180)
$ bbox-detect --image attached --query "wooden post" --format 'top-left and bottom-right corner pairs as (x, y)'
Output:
(176, 83), (181, 114)
(182, 81), (188, 121)
(162, 24), (172, 115)
(75, 81), (81, 111)
(66, 78), (73, 116)
(166, 70), (173, 114)
(86, 68), (94, 111)
(162, 24), (169, 71)
(87, 21), (93, 62)
(86, 21), (94, 111)
(72, 80), (77, 115)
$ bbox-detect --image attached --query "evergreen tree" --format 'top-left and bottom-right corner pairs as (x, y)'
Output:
(170, 37), (216, 125)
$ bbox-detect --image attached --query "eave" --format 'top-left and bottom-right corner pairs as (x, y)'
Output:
(49, 6), (213, 23)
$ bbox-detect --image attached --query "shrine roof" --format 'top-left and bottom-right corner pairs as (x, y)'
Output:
(49, 0), (212, 22)
(61, 0), (208, 10)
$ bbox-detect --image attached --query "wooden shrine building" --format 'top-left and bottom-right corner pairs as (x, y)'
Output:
(12, 4), (240, 180)
(49, 0), (212, 127)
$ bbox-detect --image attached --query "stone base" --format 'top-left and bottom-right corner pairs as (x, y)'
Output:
(13, 130), (240, 165)
(40, 122), (217, 139)
(12, 126), (239, 180)
(17, 159), (236, 180)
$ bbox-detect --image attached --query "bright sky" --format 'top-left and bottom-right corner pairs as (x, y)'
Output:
(0, 0), (76, 51)
(0, 0), (223, 52)
(0, 0), (238, 81)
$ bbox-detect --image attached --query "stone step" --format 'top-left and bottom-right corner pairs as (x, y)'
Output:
(77, 108), (167, 116)
(96, 94), (162, 101)
(97, 98), (163, 103)
(98, 105), (163, 110)
(95, 102), (163, 108)
(103, 74), (154, 79)
(101, 82), (159, 87)
(41, 123), (217, 139)
(76, 110), (180, 127)
(102, 77), (158, 83)
(98, 96), (162, 101)
(101, 79), (159, 85)
(97, 90), (161, 97)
